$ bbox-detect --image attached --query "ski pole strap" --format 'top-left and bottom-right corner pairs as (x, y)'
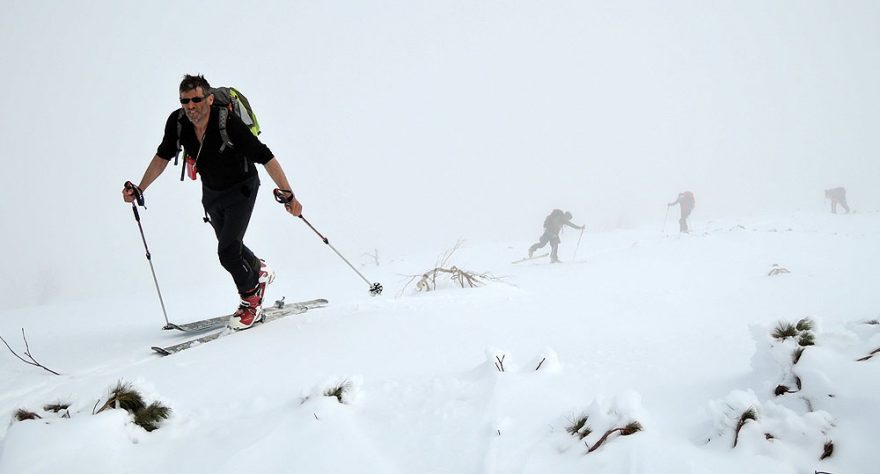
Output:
(125, 181), (145, 207)
(273, 188), (295, 204)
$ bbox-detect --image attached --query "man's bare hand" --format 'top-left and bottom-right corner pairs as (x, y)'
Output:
(285, 198), (303, 217)
(122, 186), (136, 203)
(122, 182), (142, 203)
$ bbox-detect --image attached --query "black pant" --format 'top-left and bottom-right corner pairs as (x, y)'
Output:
(202, 176), (261, 294)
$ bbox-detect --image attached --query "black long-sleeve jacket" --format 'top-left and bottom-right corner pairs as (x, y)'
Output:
(156, 107), (274, 190)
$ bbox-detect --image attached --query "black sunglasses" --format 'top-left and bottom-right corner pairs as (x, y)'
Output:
(179, 96), (208, 105)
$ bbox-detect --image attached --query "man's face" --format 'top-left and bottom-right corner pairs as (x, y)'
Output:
(180, 87), (213, 125)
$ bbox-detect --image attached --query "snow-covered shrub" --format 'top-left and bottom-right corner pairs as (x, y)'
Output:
(566, 414), (591, 440)
(705, 390), (834, 463)
(563, 391), (645, 454)
(402, 241), (497, 293)
(13, 409), (41, 422)
(95, 381), (171, 432)
(302, 376), (363, 405)
(11, 381), (170, 433)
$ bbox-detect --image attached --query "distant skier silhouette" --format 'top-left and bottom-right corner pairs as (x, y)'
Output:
(528, 209), (584, 263)
(668, 191), (695, 233)
(824, 187), (850, 214)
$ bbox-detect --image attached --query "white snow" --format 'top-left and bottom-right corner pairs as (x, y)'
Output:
(1, 212), (878, 473)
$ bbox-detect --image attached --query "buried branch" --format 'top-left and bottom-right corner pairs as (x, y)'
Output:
(586, 422), (643, 453)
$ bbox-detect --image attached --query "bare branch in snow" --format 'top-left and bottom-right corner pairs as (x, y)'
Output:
(0, 329), (61, 375)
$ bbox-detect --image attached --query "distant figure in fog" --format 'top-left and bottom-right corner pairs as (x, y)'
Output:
(528, 209), (585, 263)
(824, 187), (850, 214)
(668, 191), (695, 233)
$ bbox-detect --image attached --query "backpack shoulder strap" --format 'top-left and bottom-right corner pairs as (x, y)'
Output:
(217, 107), (249, 173)
(218, 107), (233, 152)
(176, 109), (186, 181)
(174, 109), (185, 164)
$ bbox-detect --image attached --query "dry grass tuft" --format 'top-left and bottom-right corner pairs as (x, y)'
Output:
(566, 415), (591, 440)
(14, 409), (41, 421)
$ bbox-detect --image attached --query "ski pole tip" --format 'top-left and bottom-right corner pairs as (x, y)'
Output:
(369, 282), (383, 296)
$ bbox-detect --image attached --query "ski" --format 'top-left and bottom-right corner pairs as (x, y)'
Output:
(511, 253), (549, 264)
(152, 298), (328, 356)
(163, 298), (328, 332)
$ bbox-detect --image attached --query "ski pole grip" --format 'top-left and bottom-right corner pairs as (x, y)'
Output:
(125, 181), (145, 207)
(273, 188), (295, 204)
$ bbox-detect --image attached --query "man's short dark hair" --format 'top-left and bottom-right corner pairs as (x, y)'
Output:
(180, 74), (211, 94)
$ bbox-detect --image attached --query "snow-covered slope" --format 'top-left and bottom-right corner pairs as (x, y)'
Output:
(1, 212), (877, 473)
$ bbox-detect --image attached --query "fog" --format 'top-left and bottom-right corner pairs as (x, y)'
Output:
(1, 0), (877, 309)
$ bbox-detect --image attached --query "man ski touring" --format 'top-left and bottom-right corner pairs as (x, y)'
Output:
(668, 191), (695, 233)
(824, 187), (850, 214)
(527, 209), (585, 263)
(122, 74), (302, 331)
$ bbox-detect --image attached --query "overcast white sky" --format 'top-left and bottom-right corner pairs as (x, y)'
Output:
(1, 0), (877, 308)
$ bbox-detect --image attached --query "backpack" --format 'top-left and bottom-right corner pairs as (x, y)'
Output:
(544, 209), (564, 228)
(175, 86), (261, 181)
(212, 86), (261, 141)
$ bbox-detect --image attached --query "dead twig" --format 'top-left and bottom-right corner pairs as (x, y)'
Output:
(361, 249), (380, 266)
(586, 422), (642, 453)
(494, 354), (506, 372)
(0, 329), (61, 375)
(535, 357), (547, 371)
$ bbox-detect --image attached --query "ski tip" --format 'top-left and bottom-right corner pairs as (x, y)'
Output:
(151, 346), (171, 356)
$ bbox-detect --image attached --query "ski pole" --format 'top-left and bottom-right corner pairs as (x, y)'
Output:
(124, 181), (172, 328)
(300, 215), (383, 296)
(274, 189), (382, 296)
(573, 226), (584, 260)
